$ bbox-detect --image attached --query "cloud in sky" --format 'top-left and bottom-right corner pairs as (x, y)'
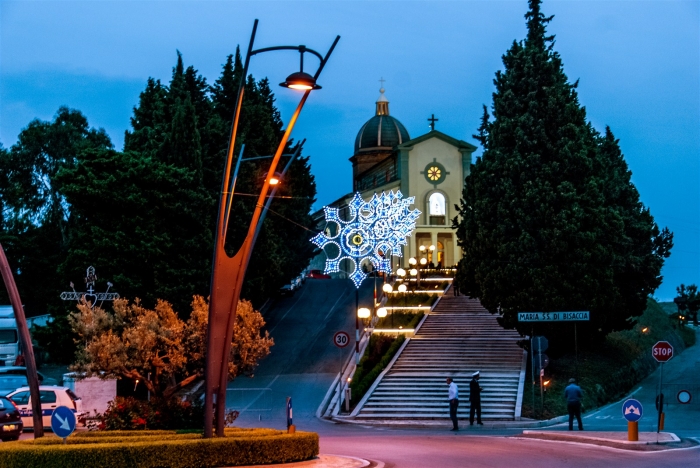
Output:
(1, 0), (698, 300)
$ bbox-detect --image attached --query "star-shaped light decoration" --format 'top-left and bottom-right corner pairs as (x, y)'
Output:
(310, 190), (421, 288)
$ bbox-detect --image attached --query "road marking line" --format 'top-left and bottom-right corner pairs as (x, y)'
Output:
(237, 375), (280, 413)
(324, 286), (352, 321)
(269, 287), (309, 334)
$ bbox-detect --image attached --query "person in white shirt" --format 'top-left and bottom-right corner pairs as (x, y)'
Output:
(446, 377), (459, 431)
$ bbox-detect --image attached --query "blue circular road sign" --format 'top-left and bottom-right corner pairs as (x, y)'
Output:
(622, 398), (643, 422)
(51, 405), (77, 438)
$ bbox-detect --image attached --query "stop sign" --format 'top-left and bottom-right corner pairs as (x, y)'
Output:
(652, 341), (674, 362)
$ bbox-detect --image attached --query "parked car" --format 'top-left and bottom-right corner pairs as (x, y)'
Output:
(306, 269), (331, 279)
(0, 367), (58, 386)
(0, 396), (22, 441)
(0, 307), (20, 366)
(279, 283), (296, 297)
(7, 386), (83, 430)
(0, 375), (28, 397)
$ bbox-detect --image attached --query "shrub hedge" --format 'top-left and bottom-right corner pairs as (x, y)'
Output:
(350, 334), (406, 406)
(0, 429), (318, 468)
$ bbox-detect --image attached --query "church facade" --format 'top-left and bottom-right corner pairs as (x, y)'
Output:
(313, 87), (477, 270)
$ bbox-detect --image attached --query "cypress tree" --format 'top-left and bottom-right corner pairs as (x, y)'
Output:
(454, 0), (672, 348)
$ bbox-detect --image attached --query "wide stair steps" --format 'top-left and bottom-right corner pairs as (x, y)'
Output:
(353, 294), (526, 420)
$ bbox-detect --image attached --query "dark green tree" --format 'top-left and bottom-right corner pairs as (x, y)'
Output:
(453, 0), (672, 349)
(57, 149), (212, 313)
(675, 284), (699, 326)
(0, 108), (112, 314)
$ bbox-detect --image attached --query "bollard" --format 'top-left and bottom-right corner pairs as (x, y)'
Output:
(628, 421), (638, 441)
(659, 413), (665, 431)
(288, 424), (296, 434)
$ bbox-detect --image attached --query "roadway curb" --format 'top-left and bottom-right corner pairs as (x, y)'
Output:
(330, 414), (569, 429)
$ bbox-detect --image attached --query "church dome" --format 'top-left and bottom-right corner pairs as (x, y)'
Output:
(354, 87), (410, 154)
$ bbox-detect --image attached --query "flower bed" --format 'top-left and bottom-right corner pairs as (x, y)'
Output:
(0, 428), (318, 468)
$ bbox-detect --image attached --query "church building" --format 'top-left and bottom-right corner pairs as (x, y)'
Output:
(313, 86), (477, 269)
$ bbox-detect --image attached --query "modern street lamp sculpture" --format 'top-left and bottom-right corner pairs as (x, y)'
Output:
(311, 190), (420, 362)
(205, 19), (339, 438)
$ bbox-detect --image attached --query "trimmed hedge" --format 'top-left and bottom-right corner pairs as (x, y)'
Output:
(0, 429), (318, 468)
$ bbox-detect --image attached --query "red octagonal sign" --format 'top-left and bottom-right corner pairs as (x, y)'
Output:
(652, 341), (674, 363)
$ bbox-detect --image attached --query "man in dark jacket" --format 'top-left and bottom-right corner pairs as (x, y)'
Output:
(469, 371), (483, 426)
(564, 378), (584, 431)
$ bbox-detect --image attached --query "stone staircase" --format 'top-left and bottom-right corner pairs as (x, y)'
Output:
(352, 293), (526, 420)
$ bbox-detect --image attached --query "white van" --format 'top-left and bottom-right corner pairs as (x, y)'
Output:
(0, 307), (19, 366)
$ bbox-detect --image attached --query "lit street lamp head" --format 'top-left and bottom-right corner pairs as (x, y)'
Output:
(377, 307), (387, 318)
(382, 283), (393, 293)
(280, 71), (321, 90)
(409, 257), (417, 265)
(410, 268), (418, 276)
(397, 268), (406, 277)
(358, 307), (371, 318)
(419, 245), (426, 252)
(420, 258), (427, 265)
(398, 284), (408, 293)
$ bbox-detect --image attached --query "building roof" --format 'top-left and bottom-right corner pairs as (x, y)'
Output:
(354, 86), (410, 155)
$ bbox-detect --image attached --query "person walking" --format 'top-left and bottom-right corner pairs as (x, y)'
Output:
(469, 371), (483, 426)
(564, 378), (584, 430)
(446, 377), (459, 431)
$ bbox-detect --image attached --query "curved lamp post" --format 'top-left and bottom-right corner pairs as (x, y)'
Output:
(205, 19), (339, 438)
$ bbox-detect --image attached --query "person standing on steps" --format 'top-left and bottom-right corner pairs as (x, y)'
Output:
(469, 371), (483, 426)
(564, 378), (584, 431)
(446, 377), (459, 431)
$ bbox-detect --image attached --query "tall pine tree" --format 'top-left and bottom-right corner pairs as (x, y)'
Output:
(454, 0), (672, 349)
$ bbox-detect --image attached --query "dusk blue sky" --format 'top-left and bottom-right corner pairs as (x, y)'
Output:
(1, 0), (698, 301)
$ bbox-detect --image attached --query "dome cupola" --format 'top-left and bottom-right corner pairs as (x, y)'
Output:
(354, 86), (410, 155)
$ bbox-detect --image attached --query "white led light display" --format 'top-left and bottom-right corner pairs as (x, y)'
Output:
(310, 190), (420, 288)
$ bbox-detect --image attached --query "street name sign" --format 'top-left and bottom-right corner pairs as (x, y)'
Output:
(652, 341), (673, 363)
(51, 406), (76, 439)
(517, 311), (590, 322)
(622, 399), (643, 423)
(333, 331), (350, 348)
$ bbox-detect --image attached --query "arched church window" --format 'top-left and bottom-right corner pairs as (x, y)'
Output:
(428, 192), (446, 225)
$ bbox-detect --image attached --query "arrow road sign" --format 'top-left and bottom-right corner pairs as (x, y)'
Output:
(51, 405), (77, 439)
(622, 398), (643, 422)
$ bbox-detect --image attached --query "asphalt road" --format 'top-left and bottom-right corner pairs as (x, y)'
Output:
(226, 278), (375, 425)
(543, 329), (700, 438)
(227, 287), (700, 467)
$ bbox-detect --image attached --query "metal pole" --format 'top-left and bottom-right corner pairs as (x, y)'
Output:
(355, 288), (360, 364)
(531, 332), (535, 417)
(0, 244), (44, 437)
(574, 323), (579, 382)
(657, 362), (664, 433)
(338, 347), (343, 413)
(539, 349), (544, 414)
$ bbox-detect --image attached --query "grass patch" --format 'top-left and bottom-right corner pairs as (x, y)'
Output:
(0, 428), (318, 468)
(350, 334), (406, 407)
(522, 299), (697, 419)
(375, 312), (424, 329)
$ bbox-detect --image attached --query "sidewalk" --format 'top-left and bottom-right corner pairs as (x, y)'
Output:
(515, 430), (696, 452)
(235, 455), (378, 468)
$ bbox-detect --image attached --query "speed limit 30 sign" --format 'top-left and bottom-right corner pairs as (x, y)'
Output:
(333, 331), (350, 348)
